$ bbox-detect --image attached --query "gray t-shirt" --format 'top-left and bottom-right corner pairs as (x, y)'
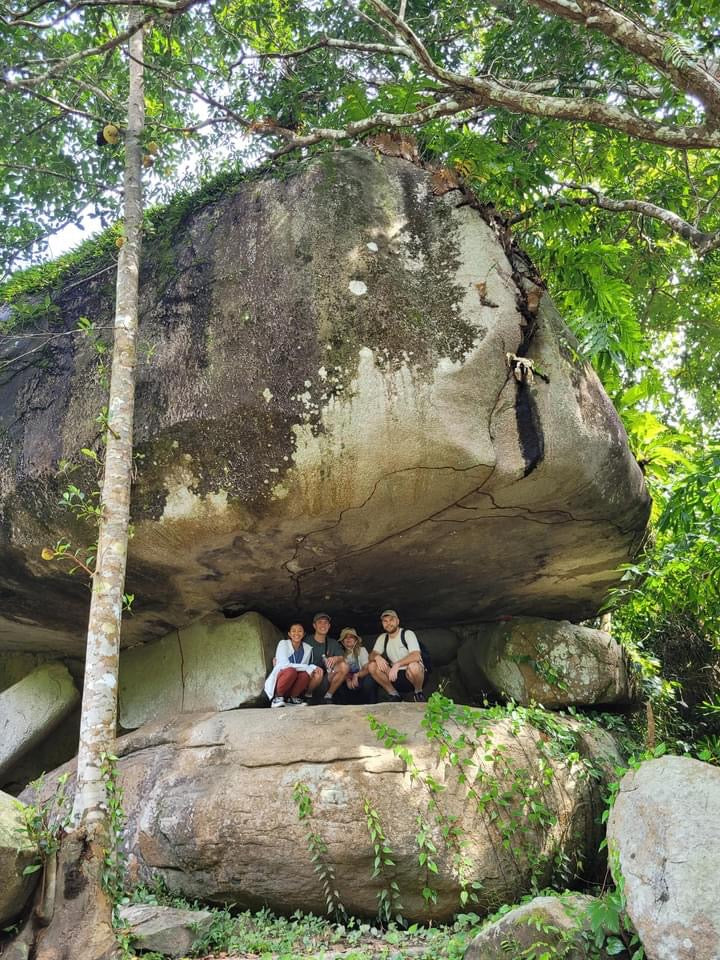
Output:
(307, 636), (343, 669)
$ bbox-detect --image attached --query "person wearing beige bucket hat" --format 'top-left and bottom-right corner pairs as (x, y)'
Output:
(335, 626), (377, 704)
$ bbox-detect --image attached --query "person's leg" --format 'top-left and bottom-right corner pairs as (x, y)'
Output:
(275, 668), (297, 698)
(405, 661), (425, 693)
(290, 672), (311, 697)
(360, 673), (378, 704)
(306, 668), (325, 699)
(368, 658), (399, 697)
(325, 660), (350, 699)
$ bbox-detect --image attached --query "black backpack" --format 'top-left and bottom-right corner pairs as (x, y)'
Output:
(381, 628), (432, 674)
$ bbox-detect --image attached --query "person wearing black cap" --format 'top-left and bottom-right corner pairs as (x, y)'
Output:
(305, 612), (348, 704)
(368, 609), (426, 702)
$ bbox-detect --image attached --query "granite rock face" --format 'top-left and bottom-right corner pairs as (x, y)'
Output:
(607, 756), (720, 960)
(118, 610), (280, 729)
(0, 148), (649, 656)
(457, 617), (634, 707)
(28, 705), (620, 922)
(464, 894), (602, 960)
(0, 662), (79, 777)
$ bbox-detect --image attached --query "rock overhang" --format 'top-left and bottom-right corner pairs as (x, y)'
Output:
(0, 147), (650, 655)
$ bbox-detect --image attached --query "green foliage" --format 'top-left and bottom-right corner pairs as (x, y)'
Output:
(362, 798), (404, 925)
(14, 773), (72, 876)
(292, 781), (346, 920)
(369, 695), (620, 914)
(100, 752), (128, 905)
(610, 444), (720, 755)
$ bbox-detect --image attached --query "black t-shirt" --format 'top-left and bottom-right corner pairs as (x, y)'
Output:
(307, 636), (342, 668)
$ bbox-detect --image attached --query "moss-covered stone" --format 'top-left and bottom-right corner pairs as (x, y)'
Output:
(0, 148), (650, 656)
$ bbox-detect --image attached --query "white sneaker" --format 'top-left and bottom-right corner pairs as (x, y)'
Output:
(271, 696), (286, 708)
(290, 697), (308, 706)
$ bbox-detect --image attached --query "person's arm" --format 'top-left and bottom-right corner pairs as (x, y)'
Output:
(324, 639), (346, 667)
(356, 647), (370, 678)
(387, 631), (422, 682)
(368, 635), (384, 663)
(275, 639), (291, 666)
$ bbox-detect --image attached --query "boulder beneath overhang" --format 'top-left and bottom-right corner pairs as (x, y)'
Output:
(29, 704), (622, 922)
(0, 147), (649, 656)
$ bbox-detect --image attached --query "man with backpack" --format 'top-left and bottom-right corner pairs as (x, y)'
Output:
(368, 609), (427, 703)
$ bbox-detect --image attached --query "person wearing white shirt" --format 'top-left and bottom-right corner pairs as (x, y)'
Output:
(264, 623), (322, 707)
(368, 609), (426, 703)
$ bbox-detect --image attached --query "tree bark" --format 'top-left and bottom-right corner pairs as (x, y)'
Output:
(13, 11), (145, 960)
(72, 5), (143, 833)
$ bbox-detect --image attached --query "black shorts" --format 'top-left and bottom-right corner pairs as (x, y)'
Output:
(394, 665), (423, 693)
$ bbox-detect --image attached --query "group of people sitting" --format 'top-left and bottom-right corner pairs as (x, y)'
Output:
(263, 609), (427, 708)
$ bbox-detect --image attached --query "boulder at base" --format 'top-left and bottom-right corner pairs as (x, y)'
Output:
(464, 894), (602, 960)
(118, 611), (280, 728)
(458, 618), (633, 707)
(117, 904), (215, 958)
(0, 791), (38, 926)
(0, 147), (649, 657)
(607, 756), (720, 960)
(34, 704), (622, 922)
(0, 663), (79, 777)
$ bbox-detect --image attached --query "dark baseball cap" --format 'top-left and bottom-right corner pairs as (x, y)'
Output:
(313, 611), (332, 623)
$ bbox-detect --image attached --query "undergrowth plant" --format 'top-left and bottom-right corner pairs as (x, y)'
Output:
(14, 772), (73, 878)
(362, 797), (404, 924)
(292, 781), (345, 920)
(369, 696), (608, 913)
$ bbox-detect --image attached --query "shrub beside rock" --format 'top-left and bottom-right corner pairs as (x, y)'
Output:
(0, 791), (38, 926)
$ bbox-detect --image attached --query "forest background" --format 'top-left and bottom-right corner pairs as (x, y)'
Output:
(0, 0), (719, 953)
(2, 0), (719, 766)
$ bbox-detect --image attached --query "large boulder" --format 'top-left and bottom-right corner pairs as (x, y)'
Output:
(0, 791), (38, 926)
(0, 148), (649, 656)
(457, 618), (634, 707)
(607, 756), (720, 960)
(118, 610), (280, 728)
(34, 704), (620, 922)
(0, 662), (79, 777)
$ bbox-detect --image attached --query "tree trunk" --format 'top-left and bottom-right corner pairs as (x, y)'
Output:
(11, 13), (145, 960)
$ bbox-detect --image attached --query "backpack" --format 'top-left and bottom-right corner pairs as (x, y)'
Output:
(381, 628), (432, 674)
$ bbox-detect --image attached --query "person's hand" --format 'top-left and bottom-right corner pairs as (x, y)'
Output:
(312, 667), (322, 679)
(389, 664), (399, 683)
(374, 658), (389, 675)
(351, 674), (359, 689)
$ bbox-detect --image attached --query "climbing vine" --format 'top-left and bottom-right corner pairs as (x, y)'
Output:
(292, 781), (345, 920)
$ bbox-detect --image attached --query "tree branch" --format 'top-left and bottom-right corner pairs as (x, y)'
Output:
(5, 0), (206, 87)
(528, 0), (720, 115)
(359, 0), (720, 149)
(509, 182), (720, 255)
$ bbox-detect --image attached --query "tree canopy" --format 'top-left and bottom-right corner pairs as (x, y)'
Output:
(2, 0), (719, 743)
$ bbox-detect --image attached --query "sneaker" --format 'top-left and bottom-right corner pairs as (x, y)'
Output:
(323, 694), (337, 704)
(389, 693), (402, 703)
(289, 697), (308, 706)
(413, 691), (426, 703)
(271, 696), (286, 708)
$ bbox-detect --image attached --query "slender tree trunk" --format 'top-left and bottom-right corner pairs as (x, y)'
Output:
(73, 6), (143, 832)
(17, 13), (145, 960)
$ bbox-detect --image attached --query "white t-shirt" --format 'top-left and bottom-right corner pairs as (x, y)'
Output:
(373, 628), (420, 665)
